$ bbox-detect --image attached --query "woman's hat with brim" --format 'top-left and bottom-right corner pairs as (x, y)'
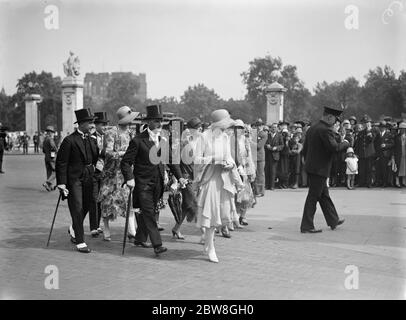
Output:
(399, 122), (406, 129)
(117, 106), (140, 125)
(74, 108), (97, 124)
(233, 119), (245, 129)
(45, 125), (55, 133)
(209, 109), (235, 130)
(186, 117), (202, 129)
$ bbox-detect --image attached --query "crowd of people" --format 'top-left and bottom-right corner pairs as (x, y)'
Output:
(251, 114), (406, 191)
(2, 104), (406, 263)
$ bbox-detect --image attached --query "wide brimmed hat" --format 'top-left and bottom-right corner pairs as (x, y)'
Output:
(233, 119), (245, 129)
(342, 119), (350, 125)
(117, 106), (140, 125)
(94, 112), (109, 124)
(209, 109), (235, 130)
(349, 116), (357, 123)
(74, 108), (96, 124)
(144, 104), (163, 120)
(399, 122), (406, 129)
(186, 117), (202, 129)
(45, 125), (55, 133)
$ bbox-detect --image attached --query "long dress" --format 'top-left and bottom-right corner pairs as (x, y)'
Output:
(98, 126), (133, 220)
(194, 129), (237, 229)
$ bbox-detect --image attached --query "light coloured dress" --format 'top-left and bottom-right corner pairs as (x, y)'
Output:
(98, 126), (134, 220)
(194, 129), (238, 228)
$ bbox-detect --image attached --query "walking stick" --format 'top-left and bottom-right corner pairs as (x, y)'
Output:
(46, 193), (62, 247)
(122, 186), (133, 255)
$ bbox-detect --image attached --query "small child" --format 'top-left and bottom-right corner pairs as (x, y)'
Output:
(345, 147), (358, 190)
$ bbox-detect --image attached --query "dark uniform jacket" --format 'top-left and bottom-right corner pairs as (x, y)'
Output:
(121, 130), (183, 208)
(43, 136), (58, 162)
(302, 120), (349, 178)
(55, 131), (99, 186)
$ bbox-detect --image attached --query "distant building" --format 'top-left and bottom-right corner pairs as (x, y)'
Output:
(84, 72), (147, 104)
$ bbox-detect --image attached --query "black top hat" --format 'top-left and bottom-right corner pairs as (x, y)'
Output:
(323, 106), (344, 119)
(94, 112), (109, 124)
(144, 105), (163, 120)
(74, 108), (96, 124)
(187, 117), (202, 129)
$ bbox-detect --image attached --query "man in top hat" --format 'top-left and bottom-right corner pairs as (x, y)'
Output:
(375, 120), (394, 187)
(121, 105), (187, 255)
(300, 106), (349, 233)
(354, 115), (375, 187)
(55, 108), (99, 253)
(42, 126), (58, 191)
(89, 111), (109, 236)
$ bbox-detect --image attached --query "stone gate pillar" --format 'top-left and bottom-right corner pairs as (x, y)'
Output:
(265, 81), (287, 124)
(24, 94), (42, 138)
(61, 77), (83, 136)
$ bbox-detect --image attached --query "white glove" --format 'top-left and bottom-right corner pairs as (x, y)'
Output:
(126, 179), (135, 188)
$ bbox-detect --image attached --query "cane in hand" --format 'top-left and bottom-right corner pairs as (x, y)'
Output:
(122, 185), (133, 255)
(46, 193), (62, 247)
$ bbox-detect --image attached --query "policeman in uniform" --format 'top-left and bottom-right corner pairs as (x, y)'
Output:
(300, 106), (349, 233)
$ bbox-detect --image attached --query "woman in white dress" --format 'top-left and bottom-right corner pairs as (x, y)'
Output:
(194, 109), (238, 263)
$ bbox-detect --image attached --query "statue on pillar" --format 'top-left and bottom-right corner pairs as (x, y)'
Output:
(63, 51), (80, 77)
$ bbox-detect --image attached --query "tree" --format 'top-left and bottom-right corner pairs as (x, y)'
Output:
(311, 77), (361, 121)
(241, 54), (311, 122)
(359, 66), (403, 119)
(222, 99), (255, 124)
(100, 74), (143, 124)
(180, 84), (223, 121)
(14, 71), (62, 131)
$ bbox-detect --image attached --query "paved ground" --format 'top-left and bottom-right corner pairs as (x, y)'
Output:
(0, 154), (405, 300)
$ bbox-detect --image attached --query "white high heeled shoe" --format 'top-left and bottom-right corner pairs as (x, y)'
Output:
(208, 248), (219, 263)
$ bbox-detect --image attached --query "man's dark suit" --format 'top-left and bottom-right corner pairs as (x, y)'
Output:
(43, 136), (58, 181)
(121, 130), (183, 248)
(265, 132), (284, 189)
(375, 130), (394, 187)
(56, 130), (98, 244)
(300, 120), (349, 231)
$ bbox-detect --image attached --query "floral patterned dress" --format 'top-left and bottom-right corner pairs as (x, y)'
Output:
(98, 126), (134, 220)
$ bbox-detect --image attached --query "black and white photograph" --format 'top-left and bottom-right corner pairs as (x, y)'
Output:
(0, 0), (405, 303)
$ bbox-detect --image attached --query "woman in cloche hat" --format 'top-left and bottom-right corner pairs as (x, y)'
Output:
(194, 109), (240, 263)
(98, 106), (140, 241)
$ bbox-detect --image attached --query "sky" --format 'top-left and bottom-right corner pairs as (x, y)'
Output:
(0, 0), (404, 100)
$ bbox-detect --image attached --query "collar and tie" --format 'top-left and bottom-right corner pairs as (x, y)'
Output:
(148, 128), (160, 147)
